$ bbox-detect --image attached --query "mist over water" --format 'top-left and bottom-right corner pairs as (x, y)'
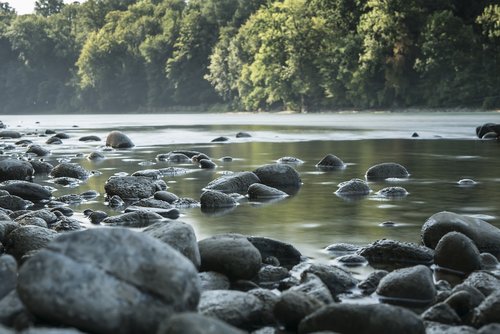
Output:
(2, 112), (500, 265)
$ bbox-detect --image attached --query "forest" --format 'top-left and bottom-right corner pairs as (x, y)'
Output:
(0, 0), (498, 113)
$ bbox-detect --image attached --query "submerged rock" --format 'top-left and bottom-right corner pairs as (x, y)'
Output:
(104, 176), (166, 200)
(376, 186), (409, 198)
(277, 156), (304, 165)
(365, 162), (410, 180)
(204, 172), (260, 194)
(105, 130), (135, 148)
(335, 178), (370, 197)
(200, 190), (238, 209)
(0, 159), (34, 182)
(102, 210), (164, 228)
(315, 154), (345, 169)
(247, 183), (288, 200)
(50, 163), (90, 180)
(253, 164), (301, 191)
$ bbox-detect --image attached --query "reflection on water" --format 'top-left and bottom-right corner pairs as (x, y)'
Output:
(1, 113), (500, 263)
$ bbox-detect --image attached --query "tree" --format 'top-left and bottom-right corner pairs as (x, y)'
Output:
(35, 0), (64, 17)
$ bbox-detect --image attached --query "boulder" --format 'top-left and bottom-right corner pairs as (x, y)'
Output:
(335, 178), (370, 197)
(421, 302), (462, 325)
(298, 303), (425, 334)
(0, 195), (33, 211)
(158, 312), (245, 334)
(0, 131), (21, 138)
(105, 131), (134, 148)
(247, 236), (302, 269)
(421, 211), (500, 259)
(29, 160), (53, 175)
(303, 263), (358, 297)
(434, 232), (482, 276)
(247, 183), (288, 200)
(253, 164), (301, 190)
(0, 180), (52, 201)
(199, 271), (230, 291)
(274, 290), (325, 331)
(199, 234), (262, 280)
(50, 163), (90, 180)
(0, 291), (27, 328)
(204, 172), (260, 194)
(26, 145), (50, 157)
(14, 210), (58, 225)
(104, 176), (166, 200)
(102, 210), (164, 228)
(0, 159), (33, 182)
(376, 265), (436, 307)
(289, 273), (334, 305)
(200, 190), (238, 209)
(358, 239), (434, 269)
(17, 228), (200, 334)
(472, 291), (500, 327)
(4, 226), (58, 261)
(462, 272), (500, 297)
(315, 154), (345, 169)
(365, 162), (410, 180)
(143, 221), (200, 268)
(0, 255), (17, 300)
(376, 186), (409, 198)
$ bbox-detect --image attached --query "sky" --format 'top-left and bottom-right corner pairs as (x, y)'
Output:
(7, 1), (83, 15)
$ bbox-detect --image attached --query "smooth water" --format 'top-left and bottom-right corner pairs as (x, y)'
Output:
(2, 112), (500, 264)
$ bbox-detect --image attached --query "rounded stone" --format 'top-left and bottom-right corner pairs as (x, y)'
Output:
(315, 154), (345, 169)
(200, 190), (238, 209)
(472, 291), (500, 327)
(104, 176), (166, 200)
(0, 159), (34, 182)
(88, 211), (108, 224)
(79, 135), (101, 142)
(154, 191), (179, 203)
(158, 312), (245, 334)
(101, 210), (164, 228)
(274, 290), (325, 331)
(235, 132), (251, 138)
(434, 231), (481, 276)
(29, 160), (54, 175)
(376, 265), (436, 307)
(335, 179), (370, 196)
(365, 162), (409, 180)
(87, 152), (105, 160)
(247, 183), (288, 200)
(50, 163), (90, 180)
(0, 180), (52, 202)
(198, 234), (262, 280)
(199, 271), (230, 291)
(376, 186), (408, 198)
(17, 228), (200, 334)
(358, 239), (434, 269)
(247, 236), (302, 270)
(26, 145), (50, 157)
(0, 254), (17, 300)
(5, 226), (58, 261)
(253, 164), (301, 189)
(277, 156), (304, 165)
(198, 159), (217, 169)
(105, 131), (135, 148)
(0, 130), (21, 138)
(204, 172), (260, 194)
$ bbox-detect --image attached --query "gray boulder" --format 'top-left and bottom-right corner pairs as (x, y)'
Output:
(199, 271), (231, 291)
(104, 176), (166, 200)
(462, 272), (500, 297)
(247, 236), (302, 269)
(0, 195), (32, 211)
(0, 255), (17, 300)
(274, 290), (325, 331)
(247, 183), (288, 200)
(421, 302), (462, 325)
(472, 291), (500, 327)
(26, 145), (50, 157)
(102, 210), (164, 228)
(298, 303), (425, 334)
(0, 221), (19, 244)
(105, 130), (134, 148)
(0, 130), (21, 138)
(29, 160), (53, 175)
(5, 226), (58, 261)
(200, 190), (238, 209)
(434, 232), (482, 276)
(0, 180), (52, 201)
(335, 178), (370, 197)
(0, 291), (27, 328)
(50, 163), (90, 180)
(204, 172), (260, 194)
(143, 221), (200, 268)
(79, 135), (101, 142)
(290, 273), (334, 305)
(422, 211), (500, 259)
(303, 263), (358, 297)
(158, 312), (245, 334)
(17, 228), (200, 334)
(253, 164), (301, 190)
(154, 191), (179, 203)
(376, 186), (409, 197)
(376, 265), (436, 307)
(14, 209), (58, 225)
(315, 154), (345, 169)
(199, 234), (262, 280)
(365, 162), (410, 180)
(358, 239), (434, 269)
(0, 159), (33, 182)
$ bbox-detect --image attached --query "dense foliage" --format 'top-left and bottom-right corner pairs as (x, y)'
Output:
(0, 0), (498, 113)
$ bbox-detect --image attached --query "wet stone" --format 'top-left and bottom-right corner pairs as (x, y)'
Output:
(315, 154), (345, 169)
(365, 162), (410, 180)
(358, 239), (434, 269)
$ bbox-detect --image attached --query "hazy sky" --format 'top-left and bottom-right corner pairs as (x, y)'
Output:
(8, 1), (83, 15)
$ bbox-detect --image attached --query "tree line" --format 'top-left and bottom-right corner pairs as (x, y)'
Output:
(0, 0), (498, 113)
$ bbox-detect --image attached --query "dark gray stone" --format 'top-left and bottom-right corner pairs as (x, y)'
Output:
(236, 132), (251, 138)
(424, 322), (477, 334)
(290, 273), (334, 305)
(277, 156), (304, 165)
(0, 195), (32, 211)
(154, 191), (179, 203)
(478, 323), (500, 334)
(26, 145), (50, 157)
(376, 186), (409, 197)
(365, 162), (410, 180)
(376, 265), (436, 307)
(472, 291), (500, 327)
(476, 123), (500, 138)
(357, 270), (389, 295)
(358, 239), (434, 269)
(421, 302), (462, 325)
(50, 163), (90, 180)
(204, 172), (260, 194)
(0, 130), (21, 138)
(16, 216), (48, 228)
(5, 226), (58, 261)
(0, 159), (33, 182)
(104, 176), (166, 200)
(257, 265), (289, 284)
(51, 177), (81, 186)
(0, 255), (17, 300)
(199, 271), (230, 291)
(335, 178), (370, 196)
(156, 153), (191, 163)
(14, 209), (58, 225)
(304, 263), (358, 297)
(200, 190), (238, 209)
(247, 183), (288, 200)
(434, 232), (482, 276)
(143, 221), (200, 268)
(247, 236), (302, 270)
(0, 180), (52, 201)
(462, 272), (500, 297)
(79, 135), (101, 142)
(199, 159), (217, 169)
(105, 131), (134, 148)
(274, 290), (325, 331)
(51, 217), (83, 232)
(29, 160), (53, 175)
(132, 169), (163, 179)
(199, 234), (262, 280)
(421, 211), (500, 259)
(46, 137), (62, 145)
(0, 291), (27, 328)
(17, 228), (200, 334)
(87, 152), (105, 160)
(131, 198), (172, 209)
(480, 253), (499, 270)
(102, 210), (164, 228)
(124, 206), (180, 219)
(0, 221), (19, 244)
(158, 312), (245, 334)
(298, 303), (425, 334)
(315, 154), (345, 169)
(253, 164), (301, 190)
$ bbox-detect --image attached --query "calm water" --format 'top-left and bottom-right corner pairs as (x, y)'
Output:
(2, 112), (500, 266)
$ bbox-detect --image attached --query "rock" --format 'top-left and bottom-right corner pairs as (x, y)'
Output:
(143, 221), (200, 268)
(0, 130), (21, 138)
(298, 303), (425, 334)
(157, 153), (191, 163)
(365, 162), (410, 180)
(458, 179), (477, 186)
(204, 172), (260, 194)
(478, 323), (500, 334)
(125, 206), (180, 219)
(476, 123), (500, 138)
(29, 160), (53, 174)
(108, 195), (125, 207)
(13, 209), (58, 225)
(358, 239), (434, 269)
(211, 136), (229, 142)
(198, 159), (217, 169)
(157, 312), (246, 334)
(254, 164), (301, 190)
(26, 145), (50, 156)
(17, 228), (200, 334)
(289, 273), (334, 305)
(315, 154), (345, 169)
(434, 232), (482, 276)
(421, 211), (500, 259)
(335, 178), (370, 197)
(199, 271), (230, 291)
(105, 130), (135, 148)
(462, 272), (500, 297)
(274, 290), (325, 331)
(236, 132), (251, 138)
(376, 265), (436, 307)
(102, 210), (164, 228)
(20, 327), (88, 334)
(79, 135), (101, 142)
(50, 206), (73, 217)
(51, 177), (82, 186)
(154, 191), (179, 203)
(45, 137), (62, 145)
(53, 133), (69, 139)
(358, 270), (389, 295)
(104, 176), (166, 200)
(200, 190), (238, 209)
(424, 322), (476, 334)
(0, 255), (17, 300)
(257, 265), (289, 284)
(0, 195), (33, 211)
(0, 180), (52, 201)
(0, 221), (18, 244)
(0, 291), (27, 328)
(199, 234), (262, 280)
(472, 291), (500, 327)
(303, 263), (358, 297)
(247, 183), (288, 200)
(376, 186), (409, 197)
(445, 289), (484, 323)
(16, 216), (48, 228)
(0, 159), (34, 182)
(247, 236), (302, 270)
(51, 217), (83, 232)
(132, 169), (163, 179)
(87, 152), (105, 160)
(55, 194), (85, 204)
(198, 290), (268, 330)
(277, 156), (304, 165)
(50, 163), (90, 180)
(5, 226), (58, 261)
(88, 211), (108, 224)
(248, 289), (279, 326)
(421, 302), (462, 325)
(131, 198), (172, 209)
(480, 253), (499, 270)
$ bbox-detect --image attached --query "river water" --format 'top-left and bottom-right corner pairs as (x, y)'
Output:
(2, 112), (500, 267)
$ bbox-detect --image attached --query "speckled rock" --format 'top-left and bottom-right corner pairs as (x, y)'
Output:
(358, 239), (434, 269)
(0, 159), (34, 182)
(253, 164), (301, 190)
(303, 263), (358, 297)
(49, 163), (90, 180)
(335, 178), (370, 197)
(4, 226), (58, 261)
(472, 291), (500, 327)
(198, 271), (231, 291)
(421, 302), (462, 325)
(101, 210), (164, 228)
(104, 176), (166, 200)
(376, 186), (408, 197)
(365, 162), (409, 180)
(247, 183), (288, 200)
(315, 154), (345, 169)
(0, 195), (33, 211)
(462, 272), (500, 297)
(200, 190), (238, 209)
(26, 145), (50, 157)
(0, 180), (52, 201)
(154, 191), (179, 203)
(29, 160), (53, 175)
(274, 290), (325, 331)
(204, 172), (260, 194)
